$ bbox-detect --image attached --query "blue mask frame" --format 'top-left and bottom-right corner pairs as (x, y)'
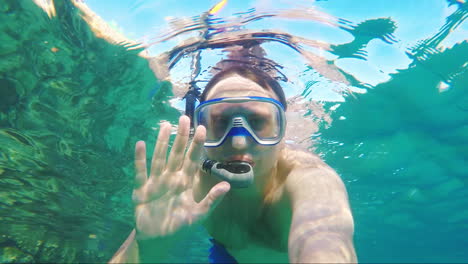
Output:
(194, 96), (286, 147)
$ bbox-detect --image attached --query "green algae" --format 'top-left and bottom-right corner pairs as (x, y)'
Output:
(0, 0), (178, 262)
(315, 20), (468, 264)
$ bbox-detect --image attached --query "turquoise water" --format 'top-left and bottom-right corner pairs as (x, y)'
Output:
(0, 0), (467, 263)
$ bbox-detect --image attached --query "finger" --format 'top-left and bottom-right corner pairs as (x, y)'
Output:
(183, 125), (206, 182)
(167, 115), (190, 172)
(134, 141), (147, 189)
(149, 121), (171, 178)
(197, 181), (230, 215)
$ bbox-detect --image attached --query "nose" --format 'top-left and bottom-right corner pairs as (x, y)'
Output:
(232, 135), (248, 150)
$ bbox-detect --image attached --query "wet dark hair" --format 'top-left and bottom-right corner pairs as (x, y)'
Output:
(200, 66), (287, 110)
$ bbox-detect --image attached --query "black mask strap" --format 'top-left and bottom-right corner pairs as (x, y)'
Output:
(183, 81), (201, 129)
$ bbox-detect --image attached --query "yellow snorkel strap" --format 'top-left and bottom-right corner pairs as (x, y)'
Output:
(208, 0), (228, 15)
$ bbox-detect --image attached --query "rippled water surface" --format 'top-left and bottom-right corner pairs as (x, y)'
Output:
(0, 0), (467, 262)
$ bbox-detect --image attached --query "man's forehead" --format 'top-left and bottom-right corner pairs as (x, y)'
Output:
(205, 74), (278, 100)
(210, 101), (273, 115)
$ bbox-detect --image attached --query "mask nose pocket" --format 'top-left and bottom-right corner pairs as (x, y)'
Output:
(232, 135), (247, 149)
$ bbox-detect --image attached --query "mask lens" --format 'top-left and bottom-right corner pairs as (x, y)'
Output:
(196, 99), (282, 144)
(199, 105), (231, 141)
(245, 101), (280, 139)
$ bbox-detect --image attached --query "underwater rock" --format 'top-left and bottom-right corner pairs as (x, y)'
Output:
(0, 33), (19, 56)
(0, 78), (19, 113)
(0, 0), (161, 262)
(0, 52), (24, 74)
(1, 247), (34, 263)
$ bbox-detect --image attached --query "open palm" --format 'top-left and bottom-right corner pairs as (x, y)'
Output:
(132, 116), (230, 240)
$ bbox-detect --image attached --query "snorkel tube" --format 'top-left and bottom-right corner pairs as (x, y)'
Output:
(184, 1), (256, 188)
(202, 159), (254, 188)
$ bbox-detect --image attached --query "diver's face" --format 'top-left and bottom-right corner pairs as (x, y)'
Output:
(204, 74), (283, 176)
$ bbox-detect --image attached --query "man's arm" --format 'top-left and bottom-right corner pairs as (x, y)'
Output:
(108, 229), (183, 263)
(108, 229), (139, 263)
(286, 166), (357, 263)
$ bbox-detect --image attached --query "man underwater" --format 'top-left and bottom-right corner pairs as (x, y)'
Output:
(109, 65), (357, 263)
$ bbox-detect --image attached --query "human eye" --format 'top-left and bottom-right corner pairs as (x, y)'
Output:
(212, 115), (229, 124)
(248, 115), (267, 130)
(210, 115), (230, 135)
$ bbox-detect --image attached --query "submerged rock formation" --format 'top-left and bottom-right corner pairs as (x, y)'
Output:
(0, 0), (178, 262)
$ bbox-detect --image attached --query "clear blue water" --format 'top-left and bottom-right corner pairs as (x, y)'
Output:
(0, 0), (467, 262)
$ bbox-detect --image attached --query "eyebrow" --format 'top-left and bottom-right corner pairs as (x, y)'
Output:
(210, 105), (272, 119)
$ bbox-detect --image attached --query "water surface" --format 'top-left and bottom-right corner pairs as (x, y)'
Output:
(0, 0), (467, 262)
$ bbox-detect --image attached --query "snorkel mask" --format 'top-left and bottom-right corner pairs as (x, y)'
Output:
(194, 96), (286, 147)
(194, 96), (286, 188)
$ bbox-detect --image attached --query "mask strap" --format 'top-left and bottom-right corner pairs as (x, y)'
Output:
(183, 81), (201, 130)
(184, 49), (203, 132)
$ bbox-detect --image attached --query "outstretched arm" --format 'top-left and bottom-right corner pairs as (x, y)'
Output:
(108, 116), (230, 263)
(286, 166), (357, 263)
(108, 230), (139, 263)
(108, 229), (185, 263)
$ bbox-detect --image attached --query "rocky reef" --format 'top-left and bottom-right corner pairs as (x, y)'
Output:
(0, 0), (178, 262)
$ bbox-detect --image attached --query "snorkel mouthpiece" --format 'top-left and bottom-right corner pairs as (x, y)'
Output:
(202, 159), (254, 188)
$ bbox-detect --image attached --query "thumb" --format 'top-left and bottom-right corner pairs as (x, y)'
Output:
(198, 181), (230, 215)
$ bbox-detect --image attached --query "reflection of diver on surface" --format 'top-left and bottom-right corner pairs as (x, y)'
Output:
(331, 18), (397, 60)
(152, 6), (402, 92)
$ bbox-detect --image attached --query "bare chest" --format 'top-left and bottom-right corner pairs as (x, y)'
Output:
(203, 192), (291, 261)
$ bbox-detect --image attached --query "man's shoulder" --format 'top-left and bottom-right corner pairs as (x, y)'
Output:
(265, 145), (346, 206)
(279, 146), (346, 196)
(279, 145), (330, 171)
